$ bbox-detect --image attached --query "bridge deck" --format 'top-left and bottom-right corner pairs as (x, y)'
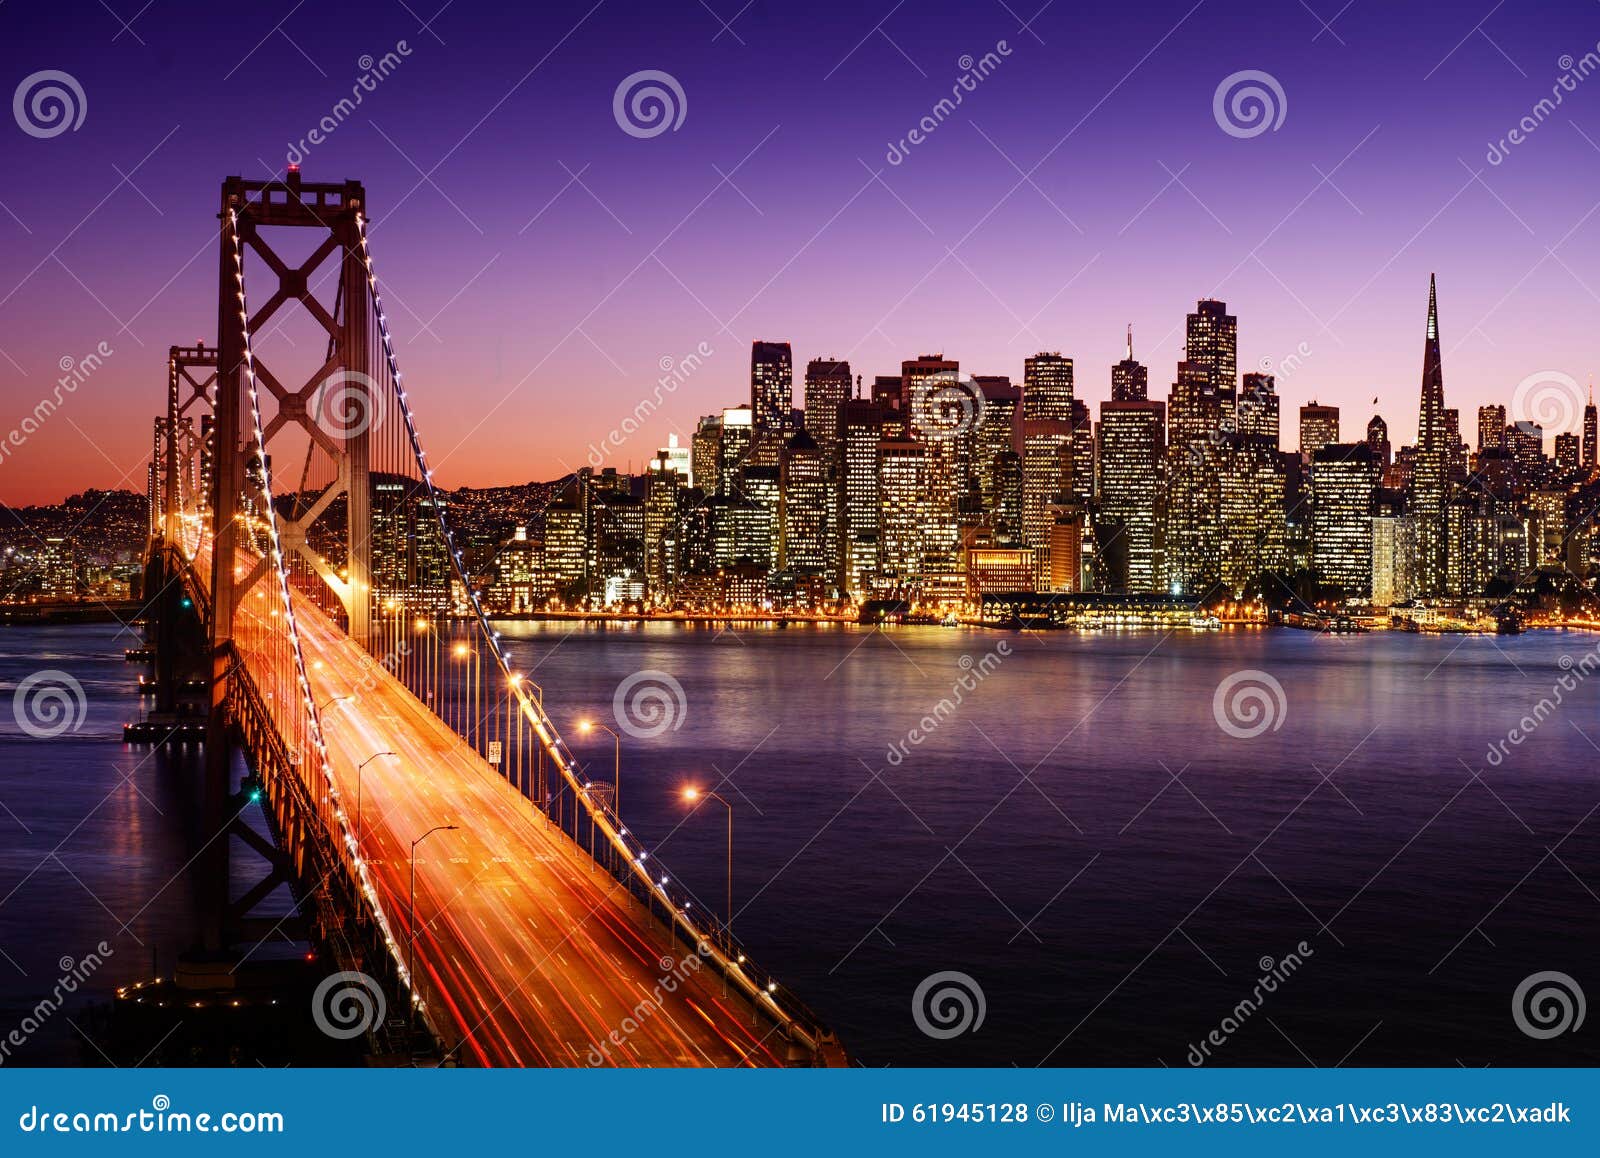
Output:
(196, 549), (784, 1067)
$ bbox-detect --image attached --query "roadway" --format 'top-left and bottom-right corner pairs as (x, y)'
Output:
(192, 547), (787, 1067)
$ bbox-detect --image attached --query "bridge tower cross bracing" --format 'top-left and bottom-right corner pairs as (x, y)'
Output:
(204, 171), (371, 952)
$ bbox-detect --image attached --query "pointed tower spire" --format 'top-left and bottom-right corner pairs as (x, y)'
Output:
(1125, 323), (1134, 362)
(1426, 273), (1438, 342)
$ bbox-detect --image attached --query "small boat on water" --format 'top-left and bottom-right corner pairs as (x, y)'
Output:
(1188, 614), (1221, 630)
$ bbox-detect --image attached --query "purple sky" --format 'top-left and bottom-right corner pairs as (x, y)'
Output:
(2, 0), (1598, 503)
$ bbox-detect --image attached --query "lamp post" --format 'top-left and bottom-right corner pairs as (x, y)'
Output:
(682, 787), (733, 949)
(317, 694), (351, 714)
(355, 751), (396, 840)
(408, 824), (458, 1034)
(577, 719), (621, 821)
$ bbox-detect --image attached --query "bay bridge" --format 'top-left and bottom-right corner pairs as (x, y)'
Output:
(136, 170), (842, 1067)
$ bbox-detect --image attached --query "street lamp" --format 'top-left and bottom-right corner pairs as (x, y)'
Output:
(577, 719), (622, 820)
(682, 786), (733, 948)
(355, 751), (396, 840)
(408, 823), (458, 1030)
(317, 694), (351, 714)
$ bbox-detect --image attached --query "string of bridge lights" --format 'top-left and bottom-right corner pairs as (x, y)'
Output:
(354, 214), (794, 1014)
(356, 211), (800, 1023)
(221, 202), (794, 1036)
(225, 206), (422, 1017)
(355, 215), (700, 945)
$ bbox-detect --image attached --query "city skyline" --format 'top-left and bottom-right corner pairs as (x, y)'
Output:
(5, 1), (1600, 503)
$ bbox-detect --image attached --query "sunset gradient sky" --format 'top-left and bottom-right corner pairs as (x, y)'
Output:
(1, 0), (1598, 503)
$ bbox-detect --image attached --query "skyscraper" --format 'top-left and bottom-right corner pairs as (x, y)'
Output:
(1237, 372), (1279, 446)
(718, 405), (754, 494)
(1555, 432), (1581, 474)
(1022, 352), (1074, 422)
(1217, 440), (1288, 595)
(1310, 442), (1378, 596)
(802, 359), (852, 467)
(1477, 404), (1507, 453)
(1365, 414), (1391, 472)
(1095, 399), (1166, 592)
(1410, 275), (1450, 595)
(1585, 383), (1597, 467)
(1298, 402), (1341, 461)
(779, 429), (833, 578)
(972, 375), (1020, 528)
(1371, 489), (1416, 607)
(839, 398), (886, 595)
(1186, 299), (1237, 394)
(644, 464), (682, 599)
(877, 438), (924, 589)
(902, 355), (962, 585)
(1111, 325), (1148, 402)
(691, 414), (721, 496)
(750, 341), (793, 434)
(1168, 360), (1220, 448)
(1021, 353), (1075, 583)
